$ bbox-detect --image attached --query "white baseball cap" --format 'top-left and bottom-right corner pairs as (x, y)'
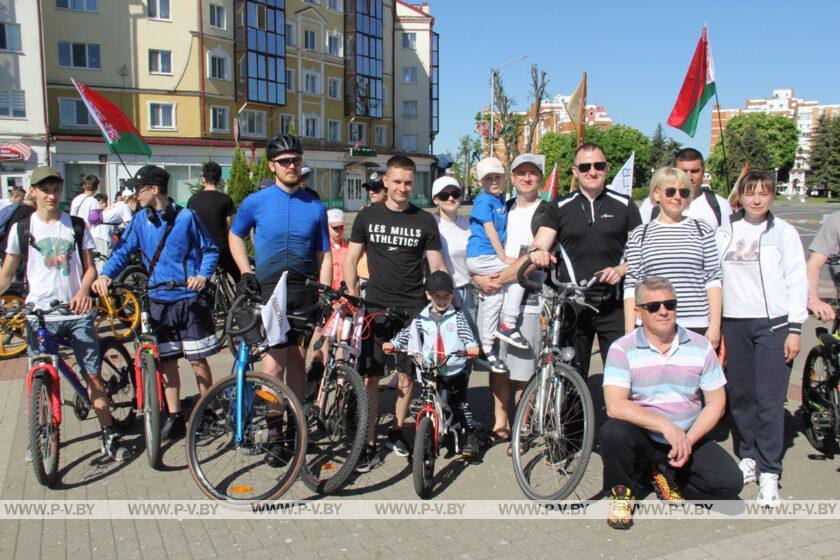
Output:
(327, 208), (345, 225)
(432, 176), (460, 198)
(511, 153), (544, 175)
(301, 166), (313, 177)
(120, 188), (135, 198)
(476, 157), (505, 181)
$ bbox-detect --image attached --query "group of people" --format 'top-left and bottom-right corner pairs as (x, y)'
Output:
(3, 133), (833, 530)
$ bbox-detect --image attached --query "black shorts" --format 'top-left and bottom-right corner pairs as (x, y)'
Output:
(359, 304), (424, 378)
(149, 293), (220, 361)
(261, 279), (320, 349)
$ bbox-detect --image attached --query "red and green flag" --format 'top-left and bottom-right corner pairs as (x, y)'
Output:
(72, 78), (152, 157)
(667, 26), (716, 137)
(540, 163), (559, 201)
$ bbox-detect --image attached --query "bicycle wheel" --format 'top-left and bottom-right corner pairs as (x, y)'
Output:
(141, 350), (162, 469)
(99, 338), (136, 431)
(412, 415), (436, 499)
(0, 295), (26, 358)
(801, 346), (834, 452)
(186, 372), (306, 504)
(95, 290), (140, 340)
(300, 364), (369, 494)
(117, 265), (149, 289)
(29, 374), (60, 486)
(211, 279), (231, 335)
(512, 363), (595, 501)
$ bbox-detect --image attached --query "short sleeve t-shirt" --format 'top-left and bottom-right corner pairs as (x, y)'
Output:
(720, 220), (767, 318)
(187, 190), (235, 249)
(350, 202), (441, 307)
(70, 193), (99, 226)
(435, 214), (471, 288)
(467, 191), (507, 258)
(6, 212), (95, 312)
(810, 211), (840, 257)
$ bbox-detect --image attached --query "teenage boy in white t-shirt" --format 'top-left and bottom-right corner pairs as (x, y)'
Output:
(0, 166), (128, 461)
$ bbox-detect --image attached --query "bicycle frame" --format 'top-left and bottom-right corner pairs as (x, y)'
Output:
(233, 338), (258, 446)
(412, 359), (459, 455)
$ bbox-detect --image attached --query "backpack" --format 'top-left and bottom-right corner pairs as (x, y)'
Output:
(650, 188), (722, 226)
(0, 203), (21, 238)
(17, 214), (87, 289)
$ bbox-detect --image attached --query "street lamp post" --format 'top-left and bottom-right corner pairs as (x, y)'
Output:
(487, 54), (527, 154)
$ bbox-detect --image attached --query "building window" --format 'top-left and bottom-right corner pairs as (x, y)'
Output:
(327, 77), (341, 100)
(209, 4), (226, 29)
(0, 91), (26, 118)
(239, 109), (266, 137)
(401, 66), (417, 84)
(374, 125), (386, 146)
(402, 134), (418, 152)
(402, 100), (417, 119)
(349, 122), (365, 143)
(149, 49), (172, 75)
(430, 31), (439, 137)
(304, 115), (319, 138)
(402, 32), (416, 49)
(285, 23), (295, 46)
(349, 0), (384, 118)
(210, 106), (229, 132)
(59, 98), (94, 127)
(303, 71), (319, 94)
(327, 31), (342, 57)
(208, 50), (229, 80)
(304, 29), (316, 51)
(149, 102), (175, 129)
(326, 0), (342, 12)
(304, 0), (320, 4)
(148, 0), (170, 20)
(56, 0), (97, 12)
(280, 114), (293, 134)
(0, 23), (22, 52)
(286, 69), (294, 91)
(328, 120), (341, 142)
(58, 42), (101, 69)
(243, 0), (286, 105)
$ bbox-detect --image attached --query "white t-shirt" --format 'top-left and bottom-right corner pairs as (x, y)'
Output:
(505, 199), (545, 313)
(640, 191), (732, 229)
(721, 220), (766, 318)
(6, 212), (96, 313)
(91, 202), (131, 242)
(70, 193), (99, 226)
(435, 214), (471, 288)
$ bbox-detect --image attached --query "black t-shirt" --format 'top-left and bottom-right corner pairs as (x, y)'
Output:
(350, 202), (442, 307)
(187, 190), (234, 249)
(541, 188), (642, 298)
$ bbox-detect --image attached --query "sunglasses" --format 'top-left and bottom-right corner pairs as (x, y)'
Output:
(271, 156), (302, 167)
(576, 162), (608, 173)
(365, 184), (384, 194)
(436, 189), (462, 202)
(663, 187), (692, 199)
(636, 299), (678, 313)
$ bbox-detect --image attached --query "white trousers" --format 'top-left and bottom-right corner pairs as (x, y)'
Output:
(466, 255), (525, 350)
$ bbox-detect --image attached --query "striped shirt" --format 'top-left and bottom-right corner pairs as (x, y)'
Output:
(624, 218), (722, 328)
(603, 326), (726, 443)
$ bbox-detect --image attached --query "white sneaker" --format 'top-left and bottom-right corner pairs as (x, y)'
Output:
(739, 457), (756, 484)
(758, 473), (780, 508)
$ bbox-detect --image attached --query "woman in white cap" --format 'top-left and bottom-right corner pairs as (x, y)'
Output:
(432, 175), (476, 321)
(327, 208), (349, 290)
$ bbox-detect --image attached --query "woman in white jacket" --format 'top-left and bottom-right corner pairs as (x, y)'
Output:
(716, 169), (808, 509)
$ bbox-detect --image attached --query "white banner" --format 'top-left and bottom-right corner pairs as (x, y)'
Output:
(609, 151), (634, 196)
(261, 270), (290, 346)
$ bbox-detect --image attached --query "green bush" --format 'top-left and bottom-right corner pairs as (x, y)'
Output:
(632, 187), (649, 201)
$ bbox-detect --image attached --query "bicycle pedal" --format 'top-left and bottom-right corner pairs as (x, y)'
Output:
(812, 412), (834, 430)
(409, 399), (424, 415)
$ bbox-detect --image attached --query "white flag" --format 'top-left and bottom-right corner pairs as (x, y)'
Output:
(609, 151), (635, 196)
(261, 271), (290, 347)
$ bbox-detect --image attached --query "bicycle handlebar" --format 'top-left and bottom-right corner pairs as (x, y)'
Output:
(3, 300), (72, 320)
(391, 348), (470, 372)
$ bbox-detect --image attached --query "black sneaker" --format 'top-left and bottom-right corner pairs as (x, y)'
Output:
(195, 407), (224, 437)
(353, 444), (382, 473)
(160, 414), (186, 441)
(264, 442), (292, 468)
(101, 428), (129, 462)
(385, 428), (410, 457)
(462, 431), (479, 458)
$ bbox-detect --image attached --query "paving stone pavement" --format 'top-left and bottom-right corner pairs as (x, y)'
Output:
(2, 314), (840, 560)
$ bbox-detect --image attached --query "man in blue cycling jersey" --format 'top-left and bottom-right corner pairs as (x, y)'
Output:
(93, 164), (220, 440)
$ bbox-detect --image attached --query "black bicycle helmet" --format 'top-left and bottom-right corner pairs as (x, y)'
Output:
(266, 134), (303, 159)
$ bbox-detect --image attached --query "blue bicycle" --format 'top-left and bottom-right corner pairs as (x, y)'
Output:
(18, 301), (135, 486)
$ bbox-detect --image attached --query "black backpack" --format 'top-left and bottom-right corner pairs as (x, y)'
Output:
(650, 188), (722, 226)
(17, 214), (87, 289)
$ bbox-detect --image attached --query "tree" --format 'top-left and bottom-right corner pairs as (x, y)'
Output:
(453, 135), (481, 189)
(809, 115), (840, 195)
(492, 72), (523, 192)
(524, 64), (549, 154)
(251, 154), (272, 185)
(227, 146), (255, 208)
(649, 124), (682, 170)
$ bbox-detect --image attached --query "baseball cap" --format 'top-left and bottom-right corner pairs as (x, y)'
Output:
(425, 270), (455, 295)
(476, 157), (504, 181)
(432, 176), (460, 198)
(300, 166), (313, 177)
(30, 166), (63, 186)
(511, 153), (544, 175)
(120, 188), (135, 198)
(133, 164), (170, 189)
(327, 208), (345, 225)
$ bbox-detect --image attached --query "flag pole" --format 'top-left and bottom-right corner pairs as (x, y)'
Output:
(570, 72), (587, 192)
(112, 151), (134, 182)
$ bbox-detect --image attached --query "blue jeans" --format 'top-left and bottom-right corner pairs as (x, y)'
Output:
(26, 313), (101, 376)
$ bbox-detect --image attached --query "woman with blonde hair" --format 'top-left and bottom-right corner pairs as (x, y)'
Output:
(624, 167), (723, 344)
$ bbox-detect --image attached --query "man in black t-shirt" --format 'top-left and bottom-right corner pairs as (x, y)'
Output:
(498, 143), (642, 379)
(187, 162), (239, 282)
(344, 155), (446, 472)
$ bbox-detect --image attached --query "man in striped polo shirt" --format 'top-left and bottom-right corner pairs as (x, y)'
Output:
(600, 276), (742, 530)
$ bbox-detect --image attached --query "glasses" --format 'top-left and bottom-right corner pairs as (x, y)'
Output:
(636, 299), (678, 313)
(663, 187), (692, 199)
(364, 184), (384, 194)
(331, 224), (344, 231)
(435, 189), (462, 202)
(576, 162), (608, 173)
(271, 156), (302, 167)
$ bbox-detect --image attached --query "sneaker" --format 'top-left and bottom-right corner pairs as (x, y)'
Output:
(160, 414), (186, 441)
(100, 429), (129, 462)
(651, 465), (684, 504)
(495, 323), (531, 350)
(264, 442), (292, 468)
(484, 351), (509, 374)
(607, 485), (635, 530)
(739, 457), (757, 484)
(758, 473), (780, 508)
(195, 408), (224, 437)
(353, 444), (382, 473)
(462, 432), (479, 458)
(385, 428), (410, 457)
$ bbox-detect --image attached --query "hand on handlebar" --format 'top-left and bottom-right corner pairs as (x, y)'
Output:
(382, 342), (395, 354)
(466, 346), (480, 358)
(69, 291), (93, 315)
(529, 249), (555, 269)
(92, 275), (112, 297)
(596, 266), (622, 286)
(186, 275), (207, 292)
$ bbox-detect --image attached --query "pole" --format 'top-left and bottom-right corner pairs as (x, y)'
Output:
(112, 151), (134, 183)
(570, 72), (587, 192)
(713, 90), (732, 192)
(489, 70), (495, 156)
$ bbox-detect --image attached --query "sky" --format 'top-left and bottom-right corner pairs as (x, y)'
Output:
(432, 0), (840, 158)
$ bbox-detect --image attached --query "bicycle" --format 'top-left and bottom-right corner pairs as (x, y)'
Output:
(0, 288), (27, 358)
(186, 288), (306, 504)
(18, 301), (135, 486)
(209, 268), (236, 335)
(510, 257), (597, 501)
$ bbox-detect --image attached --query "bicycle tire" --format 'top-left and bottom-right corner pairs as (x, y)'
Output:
(511, 363), (595, 501)
(300, 363), (369, 494)
(99, 338), (137, 432)
(116, 265), (149, 288)
(801, 346), (833, 452)
(141, 350), (162, 469)
(29, 374), (60, 486)
(412, 415), (436, 499)
(186, 371), (306, 504)
(0, 295), (27, 358)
